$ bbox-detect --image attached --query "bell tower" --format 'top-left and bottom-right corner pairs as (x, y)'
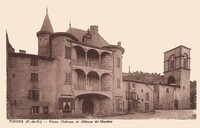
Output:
(163, 45), (191, 109)
(37, 8), (54, 57)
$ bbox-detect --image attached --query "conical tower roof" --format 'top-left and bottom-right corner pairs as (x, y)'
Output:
(40, 8), (54, 32)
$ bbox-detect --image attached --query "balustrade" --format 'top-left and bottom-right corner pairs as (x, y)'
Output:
(72, 59), (112, 70)
(74, 82), (103, 91)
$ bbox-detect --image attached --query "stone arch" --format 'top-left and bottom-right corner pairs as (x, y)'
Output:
(87, 71), (100, 91)
(74, 69), (86, 90)
(167, 76), (176, 85)
(101, 52), (112, 69)
(75, 93), (112, 116)
(169, 55), (176, 70)
(74, 45), (86, 66)
(183, 53), (188, 68)
(87, 49), (99, 68)
(101, 73), (112, 91)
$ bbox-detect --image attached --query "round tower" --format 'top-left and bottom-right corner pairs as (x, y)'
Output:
(103, 42), (125, 113)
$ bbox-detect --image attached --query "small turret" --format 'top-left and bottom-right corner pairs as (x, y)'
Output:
(39, 8), (54, 33)
(37, 8), (54, 57)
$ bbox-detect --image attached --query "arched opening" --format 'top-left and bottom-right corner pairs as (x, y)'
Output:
(82, 98), (94, 114)
(101, 52), (112, 69)
(169, 55), (175, 70)
(101, 73), (112, 91)
(75, 69), (86, 90)
(183, 53), (188, 68)
(75, 94), (112, 116)
(167, 76), (176, 85)
(87, 49), (99, 68)
(87, 71), (100, 91)
(74, 46), (85, 66)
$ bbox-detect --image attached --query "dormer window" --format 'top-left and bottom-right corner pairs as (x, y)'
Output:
(83, 29), (92, 44)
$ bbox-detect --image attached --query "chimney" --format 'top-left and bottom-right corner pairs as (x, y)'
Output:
(19, 50), (26, 54)
(118, 41), (121, 47)
(90, 25), (98, 35)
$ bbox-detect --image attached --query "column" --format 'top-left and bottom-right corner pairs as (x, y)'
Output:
(85, 74), (87, 90)
(85, 50), (88, 66)
(99, 54), (101, 66)
(99, 76), (101, 91)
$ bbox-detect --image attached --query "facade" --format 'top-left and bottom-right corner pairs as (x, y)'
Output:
(7, 11), (125, 119)
(6, 11), (196, 119)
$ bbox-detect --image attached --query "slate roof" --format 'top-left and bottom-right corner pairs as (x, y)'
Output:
(40, 12), (54, 32)
(67, 27), (109, 47)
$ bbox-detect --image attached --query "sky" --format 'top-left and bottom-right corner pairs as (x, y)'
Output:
(0, 0), (199, 81)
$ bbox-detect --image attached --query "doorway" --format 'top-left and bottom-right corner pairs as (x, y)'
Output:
(82, 98), (94, 114)
(174, 100), (178, 110)
(145, 103), (149, 112)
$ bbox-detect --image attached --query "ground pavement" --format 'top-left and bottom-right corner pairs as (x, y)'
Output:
(103, 110), (196, 119)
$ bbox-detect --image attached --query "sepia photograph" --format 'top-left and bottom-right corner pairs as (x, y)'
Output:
(0, 0), (199, 127)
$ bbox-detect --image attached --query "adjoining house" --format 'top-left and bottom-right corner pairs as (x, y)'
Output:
(6, 10), (196, 119)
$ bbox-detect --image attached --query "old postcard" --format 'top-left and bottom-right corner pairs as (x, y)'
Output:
(0, 0), (199, 128)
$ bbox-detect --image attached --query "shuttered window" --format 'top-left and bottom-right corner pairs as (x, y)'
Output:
(31, 73), (38, 82)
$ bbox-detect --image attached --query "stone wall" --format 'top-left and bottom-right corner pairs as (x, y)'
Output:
(8, 55), (56, 118)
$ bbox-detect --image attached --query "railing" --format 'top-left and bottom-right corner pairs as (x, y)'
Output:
(73, 82), (101, 91)
(71, 59), (112, 70)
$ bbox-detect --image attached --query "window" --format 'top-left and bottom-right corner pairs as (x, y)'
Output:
(31, 106), (39, 115)
(145, 93), (149, 101)
(141, 89), (143, 93)
(28, 90), (39, 100)
(132, 83), (135, 89)
(183, 86), (185, 89)
(183, 54), (188, 68)
(169, 56), (175, 69)
(127, 82), (131, 90)
(116, 99), (122, 112)
(31, 73), (38, 82)
(31, 57), (38, 66)
(166, 88), (169, 93)
(131, 92), (135, 100)
(117, 79), (120, 88)
(65, 46), (71, 59)
(65, 72), (71, 84)
(58, 98), (73, 113)
(117, 57), (120, 68)
(85, 38), (91, 44)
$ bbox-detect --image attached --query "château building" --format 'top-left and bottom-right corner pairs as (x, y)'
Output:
(7, 10), (125, 118)
(6, 10), (196, 119)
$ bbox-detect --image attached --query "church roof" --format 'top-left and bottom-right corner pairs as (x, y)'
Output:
(66, 27), (109, 47)
(40, 10), (54, 32)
